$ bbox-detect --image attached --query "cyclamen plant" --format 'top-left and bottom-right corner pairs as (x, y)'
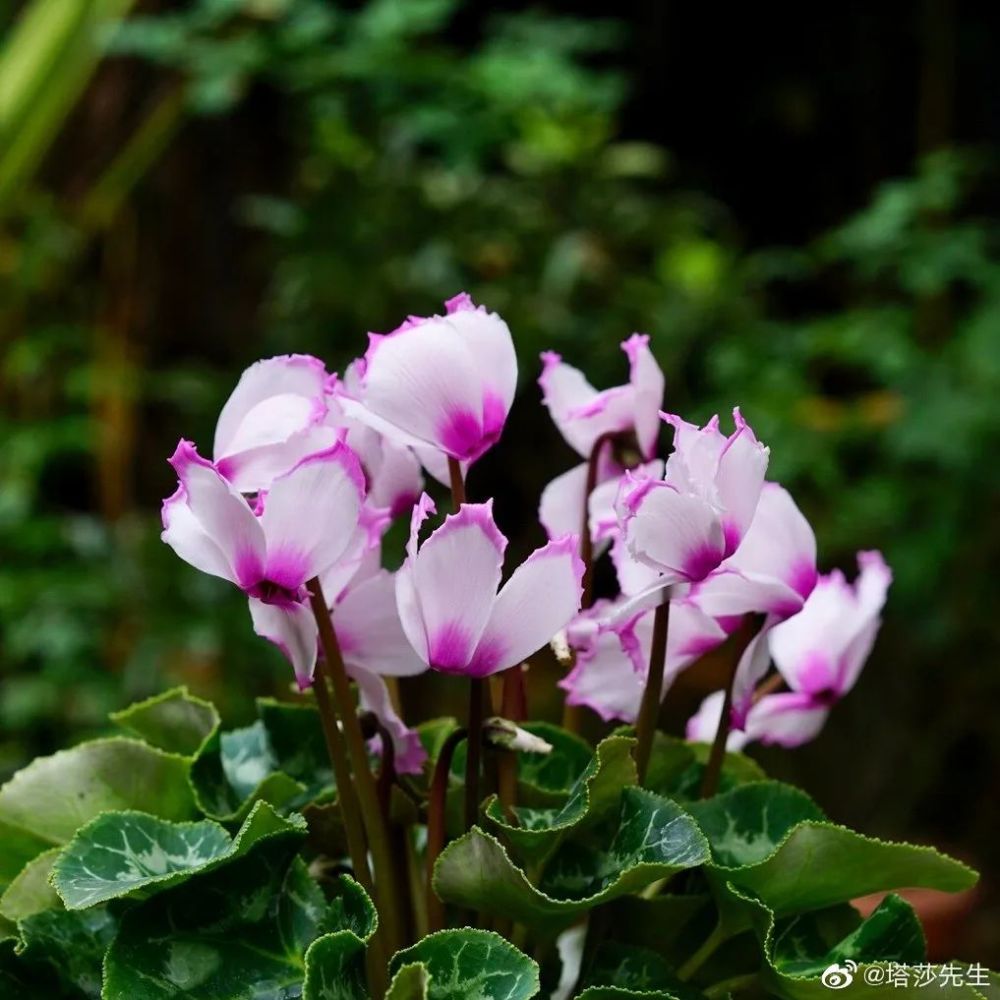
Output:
(0, 295), (993, 1000)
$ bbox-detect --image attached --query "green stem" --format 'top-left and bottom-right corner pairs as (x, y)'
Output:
(705, 973), (759, 999)
(634, 596), (671, 785)
(308, 578), (408, 962)
(425, 726), (467, 932)
(677, 921), (729, 981)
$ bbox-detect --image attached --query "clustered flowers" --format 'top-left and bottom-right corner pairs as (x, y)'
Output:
(162, 292), (890, 780)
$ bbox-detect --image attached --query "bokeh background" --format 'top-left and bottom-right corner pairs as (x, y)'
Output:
(1, 0), (998, 960)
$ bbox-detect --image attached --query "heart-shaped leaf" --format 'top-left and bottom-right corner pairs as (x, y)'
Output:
(110, 687), (220, 757)
(190, 699), (334, 822)
(51, 801), (300, 910)
(692, 783), (977, 916)
(102, 812), (323, 999)
(389, 929), (540, 1000)
(434, 789), (710, 929)
(484, 735), (638, 865)
(583, 941), (706, 998)
(301, 875), (379, 1000)
(0, 738), (196, 850)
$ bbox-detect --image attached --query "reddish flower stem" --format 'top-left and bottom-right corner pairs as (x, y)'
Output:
(425, 726), (468, 932)
(634, 596), (671, 785)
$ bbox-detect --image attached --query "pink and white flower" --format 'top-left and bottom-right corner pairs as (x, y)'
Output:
(161, 438), (365, 687)
(397, 495), (584, 678)
(611, 409), (769, 627)
(687, 551), (891, 749)
(560, 596), (728, 723)
(539, 334), (665, 461)
(213, 354), (337, 493)
(338, 293), (517, 465)
(686, 482), (818, 724)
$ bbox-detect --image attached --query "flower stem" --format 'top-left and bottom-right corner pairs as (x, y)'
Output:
(303, 646), (387, 997)
(308, 578), (408, 960)
(677, 920), (728, 980)
(701, 614), (759, 799)
(497, 665), (525, 819)
(465, 676), (486, 831)
(426, 726), (467, 932)
(634, 596), (671, 785)
(447, 456), (466, 508)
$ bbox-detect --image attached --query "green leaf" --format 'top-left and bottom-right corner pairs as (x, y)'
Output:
(601, 894), (714, 968)
(0, 820), (51, 889)
(687, 781), (826, 867)
(0, 847), (61, 920)
(434, 789), (709, 929)
(0, 738), (197, 849)
(189, 700), (333, 822)
(692, 782), (977, 916)
(18, 905), (117, 998)
(576, 989), (683, 999)
(725, 883), (991, 1000)
(110, 686), (220, 757)
(189, 723), (307, 823)
(53, 801), (304, 909)
(722, 824), (977, 916)
(302, 874), (379, 1000)
(584, 941), (705, 998)
(52, 813), (229, 909)
(103, 816), (324, 1000)
(484, 734), (637, 865)
(386, 963), (431, 1000)
(774, 895), (925, 977)
(389, 929), (540, 1000)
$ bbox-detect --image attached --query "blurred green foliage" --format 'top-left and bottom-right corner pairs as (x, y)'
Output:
(1, 3), (999, 958)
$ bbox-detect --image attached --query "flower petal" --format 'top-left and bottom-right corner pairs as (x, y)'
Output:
(715, 408), (769, 554)
(258, 442), (366, 587)
(349, 667), (427, 775)
(349, 299), (515, 462)
(213, 355), (329, 491)
(164, 440), (265, 588)
(409, 501), (507, 673)
(618, 476), (726, 582)
(249, 597), (319, 689)
(730, 618), (778, 727)
(686, 691), (749, 751)
(622, 333), (665, 459)
(469, 535), (584, 677)
(745, 692), (830, 747)
(335, 568), (428, 678)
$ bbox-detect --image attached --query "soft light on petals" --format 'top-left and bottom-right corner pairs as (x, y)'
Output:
(410, 502), (507, 673)
(213, 355), (330, 492)
(248, 598), (319, 690)
(335, 568), (427, 678)
(769, 550), (891, 698)
(745, 692), (830, 747)
(258, 442), (366, 587)
(730, 619), (779, 728)
(345, 296), (516, 463)
(161, 485), (235, 583)
(618, 478), (725, 583)
(469, 535), (584, 677)
(538, 336), (665, 460)
(165, 440), (265, 588)
(715, 409), (771, 554)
